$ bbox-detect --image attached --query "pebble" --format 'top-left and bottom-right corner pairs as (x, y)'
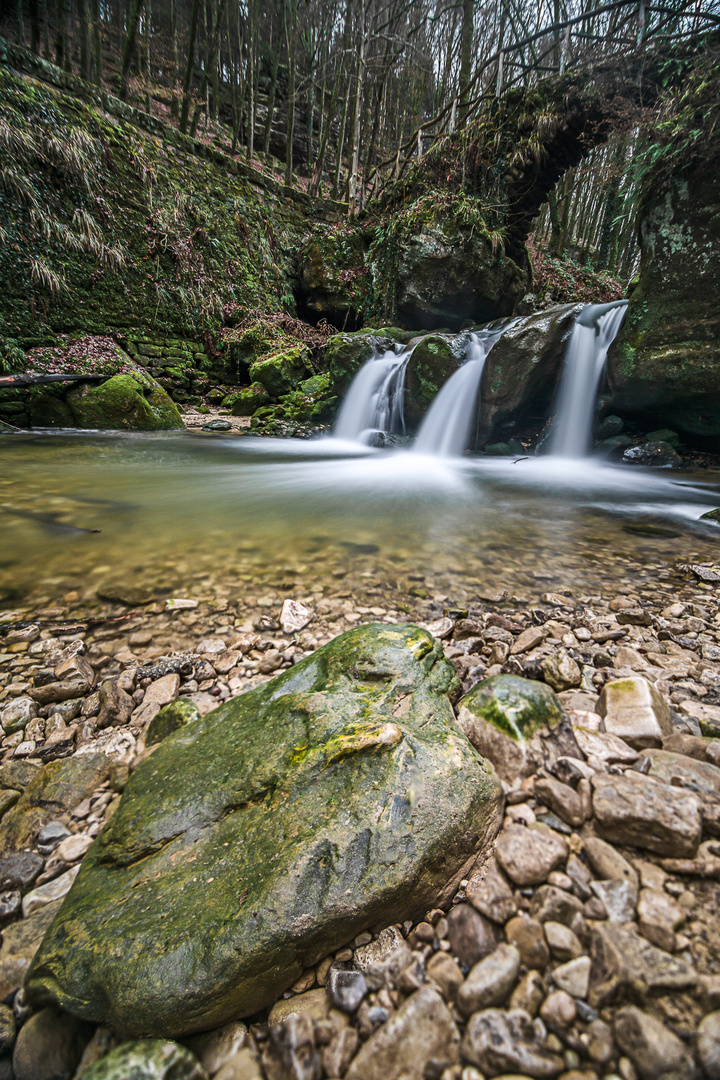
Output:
(495, 824), (569, 887)
(591, 771), (702, 858)
(345, 986), (459, 1080)
(505, 916), (550, 969)
(326, 966), (368, 1013)
(447, 903), (501, 966)
(552, 955), (591, 998)
(456, 944), (521, 1017)
(697, 1011), (720, 1080)
(461, 1008), (564, 1077)
(613, 1006), (694, 1080)
(540, 989), (576, 1028)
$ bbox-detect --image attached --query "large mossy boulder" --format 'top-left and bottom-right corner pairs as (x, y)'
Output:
(386, 221), (528, 332)
(66, 370), (183, 430)
(478, 303), (581, 445)
(609, 166), (720, 438)
(248, 345), (313, 397)
(26, 624), (502, 1038)
(456, 674), (564, 784)
(324, 328), (412, 398)
(404, 334), (463, 430)
(222, 383), (271, 416)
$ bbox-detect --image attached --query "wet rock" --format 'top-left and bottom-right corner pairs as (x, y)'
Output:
(133, 673), (181, 727)
(457, 943), (521, 1016)
(202, 419), (232, 431)
(1, 698), (37, 735)
(280, 600), (313, 634)
(31, 676), (92, 706)
(404, 334), (464, 428)
(510, 970), (546, 1016)
(97, 679), (133, 729)
(613, 1006), (695, 1079)
(345, 985), (459, 1080)
(608, 165), (720, 439)
(0, 1005), (15, 1052)
(623, 442), (683, 468)
(541, 652), (582, 692)
(534, 777), (587, 828)
(461, 1007), (564, 1077)
(0, 892), (21, 927)
(588, 923), (697, 1008)
(446, 903), (501, 967)
(552, 956), (591, 999)
(0, 852), (43, 891)
(145, 698), (201, 747)
(540, 989), (576, 1028)
(505, 916), (550, 969)
(496, 824), (568, 887)
(25, 625), (501, 1037)
(426, 951), (464, 1002)
(268, 989), (329, 1028)
(326, 966), (368, 1012)
(589, 880), (637, 923)
(590, 771), (702, 857)
(584, 837), (638, 888)
(67, 366), (184, 431)
(637, 748), (720, 796)
(697, 1011), (720, 1080)
(184, 1020), (248, 1076)
(456, 674), (562, 783)
(478, 303), (581, 444)
(466, 856), (518, 924)
(636, 888), (684, 952)
(0, 754), (109, 855)
(12, 1006), (92, 1080)
(354, 926), (413, 989)
(80, 1039), (206, 1079)
(22, 865), (80, 916)
(263, 1013), (318, 1080)
(597, 677), (672, 749)
(322, 1027), (358, 1079)
(0, 898), (62, 998)
(544, 921), (582, 961)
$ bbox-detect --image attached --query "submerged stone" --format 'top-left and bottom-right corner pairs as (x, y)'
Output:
(66, 369), (183, 431)
(26, 624), (502, 1038)
(80, 1040), (206, 1080)
(457, 674), (563, 782)
(145, 699), (201, 747)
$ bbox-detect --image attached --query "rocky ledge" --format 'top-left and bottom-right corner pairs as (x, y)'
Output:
(1, 576), (720, 1078)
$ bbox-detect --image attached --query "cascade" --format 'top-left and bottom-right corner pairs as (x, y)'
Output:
(549, 300), (628, 458)
(414, 321), (515, 457)
(333, 347), (410, 443)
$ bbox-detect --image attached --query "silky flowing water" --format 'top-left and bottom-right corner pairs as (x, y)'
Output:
(2, 431), (720, 620)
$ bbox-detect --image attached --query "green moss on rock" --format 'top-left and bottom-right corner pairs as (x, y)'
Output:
(461, 674), (564, 741)
(26, 623), (501, 1037)
(66, 371), (183, 430)
(222, 383), (271, 416)
(248, 346), (313, 397)
(145, 699), (201, 748)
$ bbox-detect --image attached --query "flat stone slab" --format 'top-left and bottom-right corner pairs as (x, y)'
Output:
(26, 624), (502, 1038)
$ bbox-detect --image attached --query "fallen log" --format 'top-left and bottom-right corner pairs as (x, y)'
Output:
(0, 373), (107, 387)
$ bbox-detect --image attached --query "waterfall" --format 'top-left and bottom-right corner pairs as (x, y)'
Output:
(414, 322), (514, 457)
(549, 300), (628, 458)
(333, 348), (410, 443)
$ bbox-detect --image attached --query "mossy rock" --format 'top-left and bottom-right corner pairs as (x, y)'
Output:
(608, 166), (720, 437)
(456, 674), (564, 784)
(404, 334), (461, 429)
(222, 383), (270, 416)
(145, 699), (201, 748)
(700, 508), (720, 523)
(26, 387), (75, 428)
(248, 346), (312, 398)
(81, 1040), (205, 1080)
(66, 372), (183, 430)
(26, 623), (501, 1037)
(276, 373), (337, 425)
(324, 330), (406, 397)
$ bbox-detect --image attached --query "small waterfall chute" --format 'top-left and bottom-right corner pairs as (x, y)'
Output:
(414, 321), (516, 458)
(333, 347), (410, 444)
(548, 300), (628, 458)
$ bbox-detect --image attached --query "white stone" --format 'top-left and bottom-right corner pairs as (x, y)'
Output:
(552, 956), (591, 998)
(22, 865), (80, 916)
(166, 598), (198, 610)
(572, 725), (639, 764)
(55, 833), (93, 864)
(597, 677), (672, 748)
(280, 600), (313, 634)
(424, 618), (454, 640)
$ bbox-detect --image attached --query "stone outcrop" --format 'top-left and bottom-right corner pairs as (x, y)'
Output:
(609, 165), (720, 437)
(478, 303), (581, 444)
(25, 624), (502, 1037)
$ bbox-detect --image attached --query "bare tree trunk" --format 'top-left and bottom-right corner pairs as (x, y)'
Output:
(262, 7), (281, 155)
(55, 0), (66, 66)
(92, 0), (102, 84)
(348, 0), (367, 214)
(120, 0), (144, 100)
(284, 0), (297, 186)
(179, 0), (202, 131)
(457, 0), (474, 126)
